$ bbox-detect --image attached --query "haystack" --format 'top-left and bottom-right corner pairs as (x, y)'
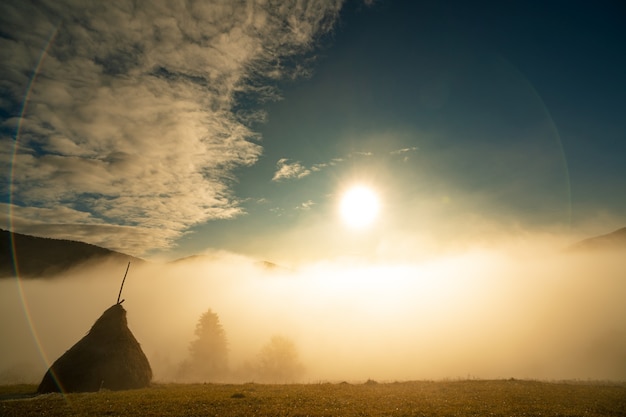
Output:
(37, 303), (152, 393)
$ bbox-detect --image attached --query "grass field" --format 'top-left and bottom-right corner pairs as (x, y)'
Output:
(1, 380), (625, 416)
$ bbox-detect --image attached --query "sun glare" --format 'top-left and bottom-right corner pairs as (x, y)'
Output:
(339, 185), (380, 229)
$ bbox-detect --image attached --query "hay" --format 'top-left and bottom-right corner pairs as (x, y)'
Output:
(37, 303), (152, 393)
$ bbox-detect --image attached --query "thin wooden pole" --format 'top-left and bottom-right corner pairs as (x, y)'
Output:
(117, 262), (131, 304)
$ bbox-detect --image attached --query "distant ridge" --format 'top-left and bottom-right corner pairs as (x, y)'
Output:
(0, 229), (143, 278)
(169, 254), (287, 271)
(568, 227), (626, 252)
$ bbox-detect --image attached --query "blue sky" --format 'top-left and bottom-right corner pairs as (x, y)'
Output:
(1, 0), (624, 261)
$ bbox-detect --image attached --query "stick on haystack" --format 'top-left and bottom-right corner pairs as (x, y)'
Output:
(117, 262), (130, 304)
(37, 264), (152, 393)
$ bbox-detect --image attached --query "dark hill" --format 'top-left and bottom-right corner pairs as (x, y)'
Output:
(0, 229), (142, 278)
(169, 254), (288, 271)
(568, 227), (626, 252)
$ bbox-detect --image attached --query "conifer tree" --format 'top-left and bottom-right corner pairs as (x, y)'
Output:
(180, 309), (228, 381)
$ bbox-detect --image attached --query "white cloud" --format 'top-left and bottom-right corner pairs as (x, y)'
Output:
(0, 203), (181, 255)
(390, 146), (419, 162)
(352, 151), (374, 157)
(0, 0), (345, 255)
(269, 206), (284, 217)
(390, 146), (419, 155)
(272, 158), (311, 181)
(271, 153), (353, 181)
(296, 200), (315, 210)
(309, 157), (344, 173)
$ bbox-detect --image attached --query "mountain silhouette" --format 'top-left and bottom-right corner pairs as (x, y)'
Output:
(568, 227), (626, 252)
(0, 229), (142, 278)
(169, 253), (287, 271)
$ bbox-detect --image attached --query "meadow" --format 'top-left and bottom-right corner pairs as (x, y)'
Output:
(1, 380), (625, 417)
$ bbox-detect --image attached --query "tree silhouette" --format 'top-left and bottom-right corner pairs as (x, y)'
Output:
(255, 335), (305, 382)
(179, 309), (228, 381)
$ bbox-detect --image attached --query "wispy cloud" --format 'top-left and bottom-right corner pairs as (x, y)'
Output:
(390, 146), (418, 162)
(312, 158), (344, 171)
(269, 207), (284, 217)
(272, 158), (311, 181)
(0, 0), (344, 255)
(390, 146), (419, 155)
(295, 200), (315, 210)
(272, 151), (377, 182)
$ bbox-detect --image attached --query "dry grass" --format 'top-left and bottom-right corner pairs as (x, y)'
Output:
(1, 380), (625, 416)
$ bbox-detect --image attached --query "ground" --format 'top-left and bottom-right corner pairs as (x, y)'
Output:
(1, 380), (625, 416)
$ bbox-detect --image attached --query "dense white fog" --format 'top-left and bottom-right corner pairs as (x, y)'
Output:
(1, 243), (625, 384)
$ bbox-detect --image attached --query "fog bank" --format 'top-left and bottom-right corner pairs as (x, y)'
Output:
(1, 244), (625, 384)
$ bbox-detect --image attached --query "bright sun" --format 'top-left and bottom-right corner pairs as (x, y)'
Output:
(339, 185), (380, 229)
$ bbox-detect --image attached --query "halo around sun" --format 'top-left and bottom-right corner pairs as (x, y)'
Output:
(339, 185), (380, 229)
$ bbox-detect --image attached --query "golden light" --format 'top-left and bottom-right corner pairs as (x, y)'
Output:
(339, 185), (380, 229)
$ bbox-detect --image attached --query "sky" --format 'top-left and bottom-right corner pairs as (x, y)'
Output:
(1, 0), (625, 262)
(1, 1), (626, 384)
